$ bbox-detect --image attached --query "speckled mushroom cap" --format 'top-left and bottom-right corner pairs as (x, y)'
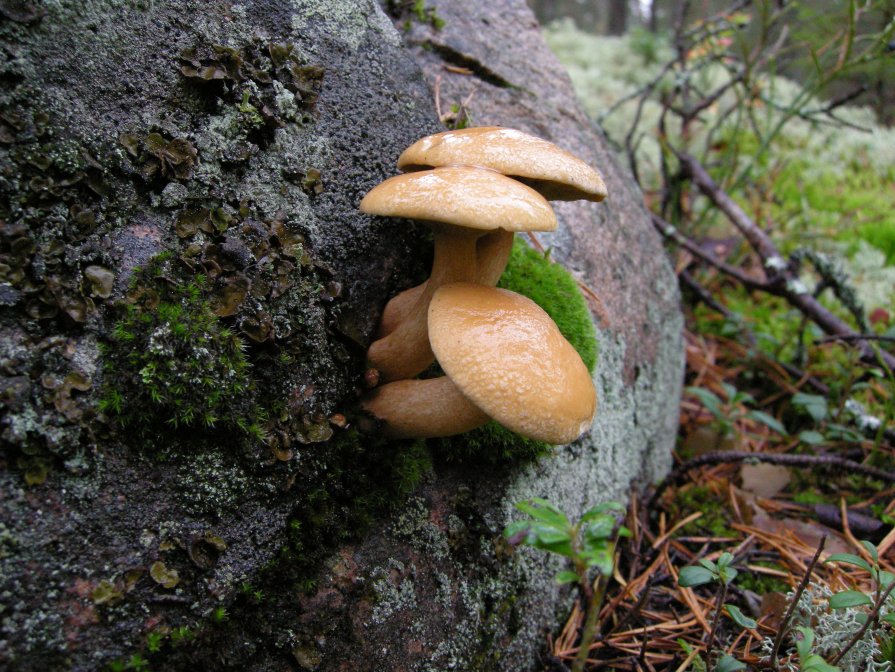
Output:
(428, 282), (597, 445)
(360, 165), (557, 233)
(397, 127), (608, 202)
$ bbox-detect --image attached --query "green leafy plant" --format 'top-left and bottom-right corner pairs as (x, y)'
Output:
(679, 551), (756, 671)
(825, 540), (895, 645)
(793, 627), (841, 672)
(687, 383), (787, 438)
(504, 498), (629, 672)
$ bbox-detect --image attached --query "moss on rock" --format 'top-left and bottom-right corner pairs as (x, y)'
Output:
(498, 238), (598, 372)
(99, 254), (261, 436)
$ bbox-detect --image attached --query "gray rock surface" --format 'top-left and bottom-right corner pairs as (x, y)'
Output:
(0, 0), (682, 670)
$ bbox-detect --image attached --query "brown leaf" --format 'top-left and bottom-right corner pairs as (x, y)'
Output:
(740, 462), (791, 499)
(751, 511), (851, 555)
(760, 591), (789, 631)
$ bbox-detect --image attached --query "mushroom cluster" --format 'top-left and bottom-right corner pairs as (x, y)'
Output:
(360, 127), (607, 445)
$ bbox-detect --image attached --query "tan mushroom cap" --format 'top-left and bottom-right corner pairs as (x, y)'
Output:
(428, 282), (597, 445)
(397, 127), (608, 202)
(360, 165), (557, 233)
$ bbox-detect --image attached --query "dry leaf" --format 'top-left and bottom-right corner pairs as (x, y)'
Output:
(740, 462), (791, 498)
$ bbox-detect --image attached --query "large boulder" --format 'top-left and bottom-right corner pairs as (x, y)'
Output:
(0, 0), (682, 670)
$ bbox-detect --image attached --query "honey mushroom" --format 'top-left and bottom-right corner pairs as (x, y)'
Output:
(361, 166), (556, 383)
(362, 282), (597, 445)
(376, 126), (607, 339)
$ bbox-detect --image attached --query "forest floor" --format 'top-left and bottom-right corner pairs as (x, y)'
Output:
(544, 321), (895, 670)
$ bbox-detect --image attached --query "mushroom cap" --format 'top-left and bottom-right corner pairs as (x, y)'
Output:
(428, 282), (596, 445)
(397, 127), (608, 202)
(360, 166), (557, 233)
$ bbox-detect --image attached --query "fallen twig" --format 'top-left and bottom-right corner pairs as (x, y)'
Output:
(678, 151), (895, 370)
(651, 450), (895, 506)
(768, 536), (827, 671)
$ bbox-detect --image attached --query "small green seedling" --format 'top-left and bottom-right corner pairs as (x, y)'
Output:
(687, 383), (787, 438)
(679, 551), (740, 588)
(504, 498), (629, 672)
(679, 551), (756, 671)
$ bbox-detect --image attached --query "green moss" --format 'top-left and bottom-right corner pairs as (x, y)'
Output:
(498, 238), (598, 372)
(792, 490), (828, 506)
(387, 0), (446, 31)
(411, 0), (445, 30)
(854, 222), (895, 266)
(278, 430), (433, 570)
(736, 561), (790, 595)
(670, 485), (735, 538)
(433, 421), (551, 465)
(99, 254), (263, 437)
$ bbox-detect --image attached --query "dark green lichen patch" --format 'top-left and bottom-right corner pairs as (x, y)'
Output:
(0, 108), (117, 325)
(119, 132), (198, 183)
(99, 195), (346, 447)
(177, 39), (324, 146)
(119, 429), (435, 669)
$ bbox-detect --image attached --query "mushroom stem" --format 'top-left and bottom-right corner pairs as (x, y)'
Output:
(376, 228), (515, 338)
(367, 231), (479, 382)
(362, 376), (489, 439)
(477, 227), (516, 285)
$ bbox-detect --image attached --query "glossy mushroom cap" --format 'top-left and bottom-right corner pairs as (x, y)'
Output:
(360, 165), (557, 234)
(360, 166), (558, 383)
(397, 127), (608, 202)
(428, 282), (597, 445)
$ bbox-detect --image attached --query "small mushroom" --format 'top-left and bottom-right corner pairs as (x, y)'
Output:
(378, 127), (607, 338)
(362, 283), (597, 445)
(397, 126), (608, 202)
(361, 167), (556, 382)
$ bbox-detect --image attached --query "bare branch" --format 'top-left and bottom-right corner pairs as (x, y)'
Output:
(677, 151), (895, 370)
(768, 536), (827, 671)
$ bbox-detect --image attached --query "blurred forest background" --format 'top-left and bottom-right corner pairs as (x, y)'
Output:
(505, 1), (895, 670)
(528, 0), (895, 121)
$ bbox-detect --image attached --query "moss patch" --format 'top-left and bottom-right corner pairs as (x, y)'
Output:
(99, 253), (263, 437)
(498, 238), (598, 372)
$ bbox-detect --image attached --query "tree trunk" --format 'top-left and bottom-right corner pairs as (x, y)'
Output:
(607, 0), (630, 34)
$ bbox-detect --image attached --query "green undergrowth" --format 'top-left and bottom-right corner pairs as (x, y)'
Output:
(735, 561), (790, 595)
(436, 239), (599, 462)
(545, 19), (895, 304)
(670, 484), (736, 538)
